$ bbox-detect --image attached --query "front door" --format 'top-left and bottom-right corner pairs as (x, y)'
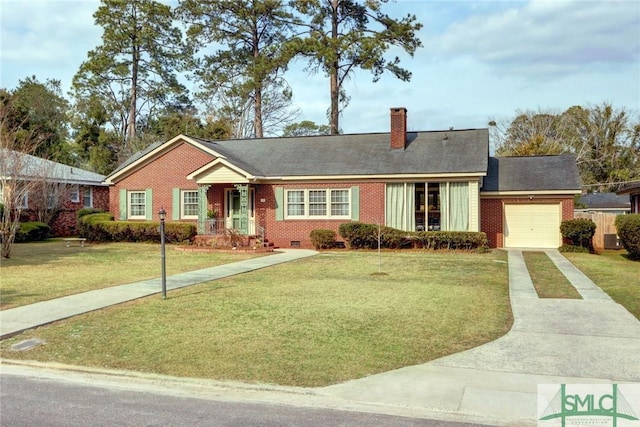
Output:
(230, 191), (242, 230)
(226, 189), (255, 234)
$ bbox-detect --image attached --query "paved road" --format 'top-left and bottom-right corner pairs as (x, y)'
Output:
(1, 370), (488, 427)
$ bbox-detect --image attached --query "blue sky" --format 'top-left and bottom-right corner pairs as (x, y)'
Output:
(1, 0), (639, 134)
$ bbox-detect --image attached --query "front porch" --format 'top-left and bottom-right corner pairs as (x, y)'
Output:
(193, 183), (274, 249)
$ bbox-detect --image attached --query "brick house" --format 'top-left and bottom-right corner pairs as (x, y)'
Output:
(1, 150), (109, 236)
(104, 108), (582, 249)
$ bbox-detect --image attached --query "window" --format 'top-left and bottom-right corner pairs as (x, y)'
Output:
(181, 190), (198, 219)
(128, 191), (146, 219)
(69, 186), (80, 203)
(83, 187), (93, 208)
(285, 189), (350, 219)
(287, 190), (305, 216)
(386, 182), (469, 232)
(18, 190), (28, 209)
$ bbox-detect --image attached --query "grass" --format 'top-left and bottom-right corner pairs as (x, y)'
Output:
(522, 251), (582, 299)
(0, 240), (266, 309)
(0, 250), (512, 387)
(563, 250), (640, 320)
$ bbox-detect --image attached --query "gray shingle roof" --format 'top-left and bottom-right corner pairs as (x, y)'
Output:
(190, 129), (489, 177)
(482, 155), (582, 192)
(578, 192), (630, 209)
(1, 149), (106, 185)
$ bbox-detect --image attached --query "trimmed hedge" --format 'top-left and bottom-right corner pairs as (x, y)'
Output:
(338, 222), (489, 251)
(77, 208), (106, 218)
(560, 218), (596, 252)
(310, 229), (337, 249)
(615, 214), (640, 260)
(78, 213), (196, 244)
(15, 222), (51, 243)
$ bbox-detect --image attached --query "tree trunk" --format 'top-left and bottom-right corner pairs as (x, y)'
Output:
(329, 0), (339, 135)
(127, 44), (140, 146)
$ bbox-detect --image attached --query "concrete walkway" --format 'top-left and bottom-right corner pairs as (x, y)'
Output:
(0, 249), (318, 339)
(2, 248), (639, 425)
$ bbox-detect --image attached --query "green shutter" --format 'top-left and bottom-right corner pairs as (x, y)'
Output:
(351, 186), (360, 221)
(119, 189), (127, 220)
(172, 188), (180, 220)
(145, 188), (153, 220)
(275, 187), (284, 221)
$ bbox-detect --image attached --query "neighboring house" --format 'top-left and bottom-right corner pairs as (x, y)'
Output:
(575, 192), (631, 215)
(617, 183), (640, 214)
(0, 150), (109, 236)
(104, 108), (582, 249)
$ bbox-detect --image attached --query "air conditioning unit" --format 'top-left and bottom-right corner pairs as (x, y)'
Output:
(604, 234), (621, 250)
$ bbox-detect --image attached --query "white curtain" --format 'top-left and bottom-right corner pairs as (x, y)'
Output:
(405, 183), (416, 231)
(386, 183), (404, 229)
(449, 182), (469, 231)
(439, 182), (449, 231)
(386, 183), (416, 231)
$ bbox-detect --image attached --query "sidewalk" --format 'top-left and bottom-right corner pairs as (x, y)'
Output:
(0, 249), (318, 339)
(2, 249), (639, 425)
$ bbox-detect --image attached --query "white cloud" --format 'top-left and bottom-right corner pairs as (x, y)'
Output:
(0, 0), (101, 88)
(434, 0), (640, 77)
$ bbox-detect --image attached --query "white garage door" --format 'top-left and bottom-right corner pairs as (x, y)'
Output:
(504, 203), (561, 248)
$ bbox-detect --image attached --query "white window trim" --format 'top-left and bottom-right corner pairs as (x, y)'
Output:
(128, 191), (146, 220)
(181, 189), (199, 219)
(83, 187), (93, 208)
(69, 185), (80, 203)
(284, 188), (351, 219)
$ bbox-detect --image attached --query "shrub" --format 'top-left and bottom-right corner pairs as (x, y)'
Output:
(615, 214), (640, 260)
(78, 213), (196, 244)
(560, 218), (596, 252)
(310, 229), (337, 249)
(339, 222), (488, 251)
(77, 208), (105, 218)
(15, 222), (51, 243)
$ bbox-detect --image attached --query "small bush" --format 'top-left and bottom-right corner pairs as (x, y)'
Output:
(615, 214), (640, 260)
(78, 208), (105, 218)
(310, 229), (337, 249)
(15, 222), (51, 243)
(560, 218), (596, 252)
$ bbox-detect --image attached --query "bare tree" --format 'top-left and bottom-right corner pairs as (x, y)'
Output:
(0, 97), (53, 258)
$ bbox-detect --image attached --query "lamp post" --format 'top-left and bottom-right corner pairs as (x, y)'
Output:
(159, 207), (167, 300)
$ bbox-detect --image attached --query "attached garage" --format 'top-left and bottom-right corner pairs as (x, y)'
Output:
(504, 203), (561, 248)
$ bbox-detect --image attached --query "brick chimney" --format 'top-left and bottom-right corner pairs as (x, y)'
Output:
(390, 107), (407, 150)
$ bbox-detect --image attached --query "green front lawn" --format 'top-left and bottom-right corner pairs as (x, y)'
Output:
(0, 250), (512, 387)
(563, 250), (640, 319)
(0, 240), (266, 309)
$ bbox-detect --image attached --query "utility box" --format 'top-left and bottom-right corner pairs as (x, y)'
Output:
(604, 234), (621, 250)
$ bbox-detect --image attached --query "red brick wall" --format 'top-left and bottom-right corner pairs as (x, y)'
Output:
(255, 182), (385, 248)
(109, 142), (214, 220)
(480, 198), (503, 248)
(480, 196), (575, 248)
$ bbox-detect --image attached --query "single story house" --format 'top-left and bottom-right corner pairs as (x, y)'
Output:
(617, 183), (640, 213)
(1, 149), (109, 236)
(104, 108), (582, 249)
(575, 192), (631, 215)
